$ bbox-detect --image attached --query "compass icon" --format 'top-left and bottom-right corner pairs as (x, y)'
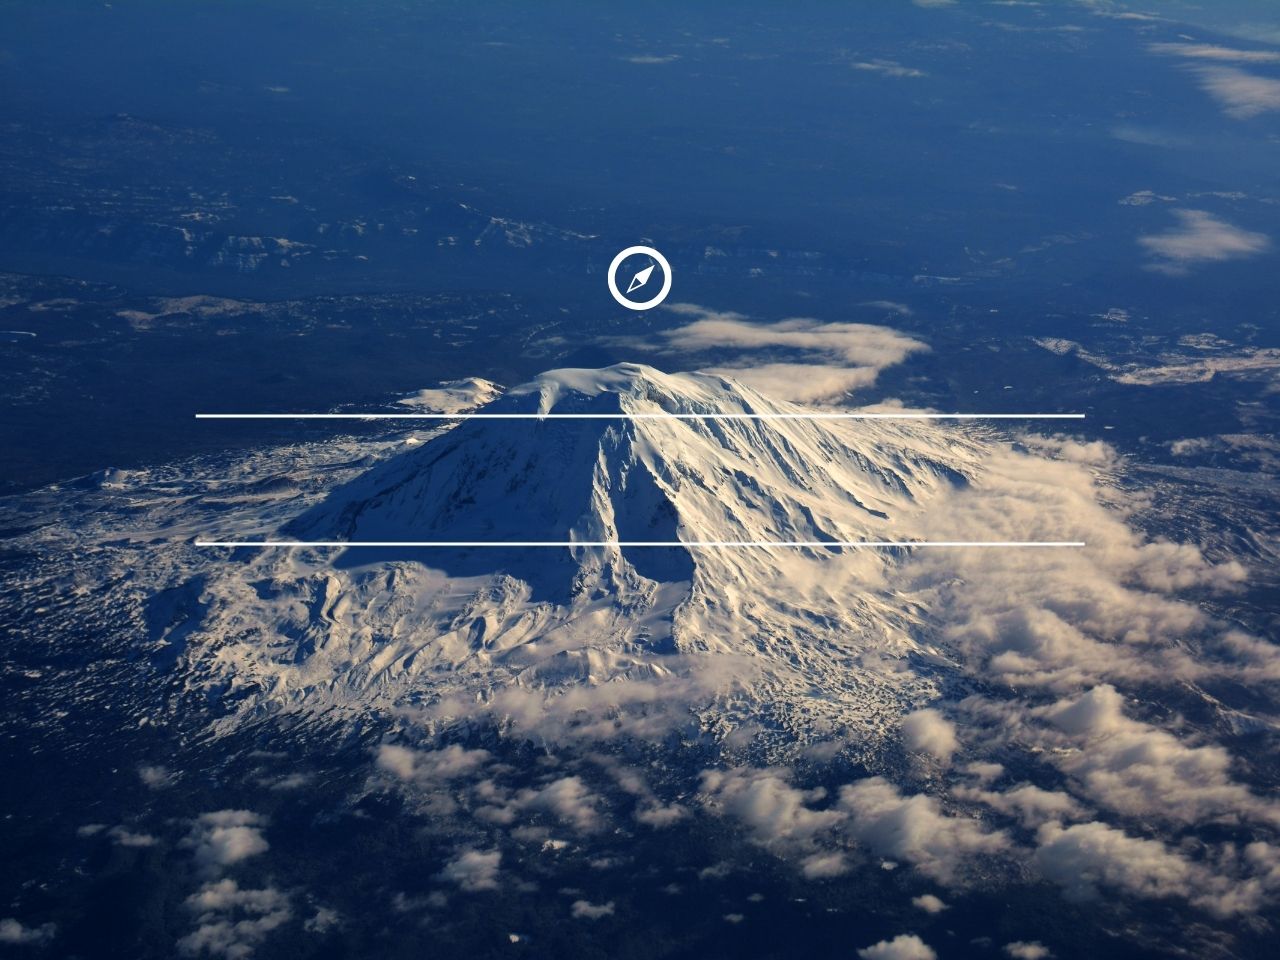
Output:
(608, 245), (673, 311)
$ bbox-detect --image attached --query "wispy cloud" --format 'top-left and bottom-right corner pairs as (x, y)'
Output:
(570, 900), (616, 920)
(853, 59), (926, 78)
(623, 54), (679, 65)
(1149, 42), (1280, 63)
(654, 304), (929, 402)
(1138, 209), (1270, 274)
(1192, 65), (1280, 118)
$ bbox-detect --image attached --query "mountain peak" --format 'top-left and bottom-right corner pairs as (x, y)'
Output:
(289, 364), (977, 577)
(503, 363), (772, 417)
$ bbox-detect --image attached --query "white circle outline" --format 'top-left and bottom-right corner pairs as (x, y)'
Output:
(608, 245), (673, 311)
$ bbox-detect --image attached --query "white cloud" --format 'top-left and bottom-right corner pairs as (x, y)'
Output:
(663, 306), (927, 369)
(635, 803), (689, 828)
(701, 362), (886, 402)
(956, 783), (1086, 830)
(839, 778), (1010, 884)
(911, 894), (949, 914)
(654, 305), (929, 402)
(1036, 685), (1280, 828)
(303, 907), (341, 934)
(1192, 66), (1280, 119)
(901, 709), (959, 762)
(179, 880), (291, 959)
(570, 899), (615, 919)
(854, 59), (926, 78)
(375, 743), (491, 783)
(1032, 821), (1265, 917)
(1149, 42), (1280, 63)
(109, 826), (159, 848)
(700, 767), (844, 844)
(0, 919), (56, 946)
(857, 933), (937, 960)
(1004, 942), (1054, 960)
(801, 851), (851, 879)
(904, 440), (1256, 693)
(138, 764), (175, 789)
(1139, 210), (1270, 274)
(184, 811), (270, 871)
(437, 849), (502, 891)
(515, 776), (602, 832)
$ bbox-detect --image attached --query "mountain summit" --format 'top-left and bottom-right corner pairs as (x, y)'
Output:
(292, 362), (971, 559)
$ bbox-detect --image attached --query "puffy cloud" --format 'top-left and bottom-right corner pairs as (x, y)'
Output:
(956, 783), (1087, 830)
(700, 767), (843, 843)
(1139, 210), (1270, 274)
(184, 811), (269, 871)
(375, 743), (491, 783)
(857, 933), (937, 960)
(839, 778), (1010, 884)
(635, 803), (689, 828)
(911, 894), (949, 914)
(801, 852), (851, 879)
(701, 769), (1015, 889)
(109, 826), (159, 848)
(1191, 66), (1280, 119)
(1037, 822), (1187, 904)
(1036, 686), (1280, 828)
(515, 776), (601, 833)
(1004, 942), (1054, 960)
(901, 709), (959, 762)
(427, 672), (719, 747)
(436, 849), (502, 892)
(570, 900), (615, 919)
(178, 880), (291, 959)
(1033, 822), (1265, 918)
(904, 441), (1256, 694)
(0, 919), (56, 946)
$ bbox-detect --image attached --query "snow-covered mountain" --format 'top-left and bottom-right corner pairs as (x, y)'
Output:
(173, 364), (990, 753)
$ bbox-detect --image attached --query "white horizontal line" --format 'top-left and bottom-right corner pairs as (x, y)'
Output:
(196, 412), (1085, 421)
(195, 540), (1087, 549)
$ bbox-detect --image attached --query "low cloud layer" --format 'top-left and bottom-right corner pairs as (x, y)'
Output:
(1138, 210), (1269, 274)
(648, 303), (929, 402)
(178, 880), (291, 959)
(854, 59), (926, 78)
(1149, 42), (1280, 64)
(1191, 66), (1280, 119)
(0, 919), (56, 946)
